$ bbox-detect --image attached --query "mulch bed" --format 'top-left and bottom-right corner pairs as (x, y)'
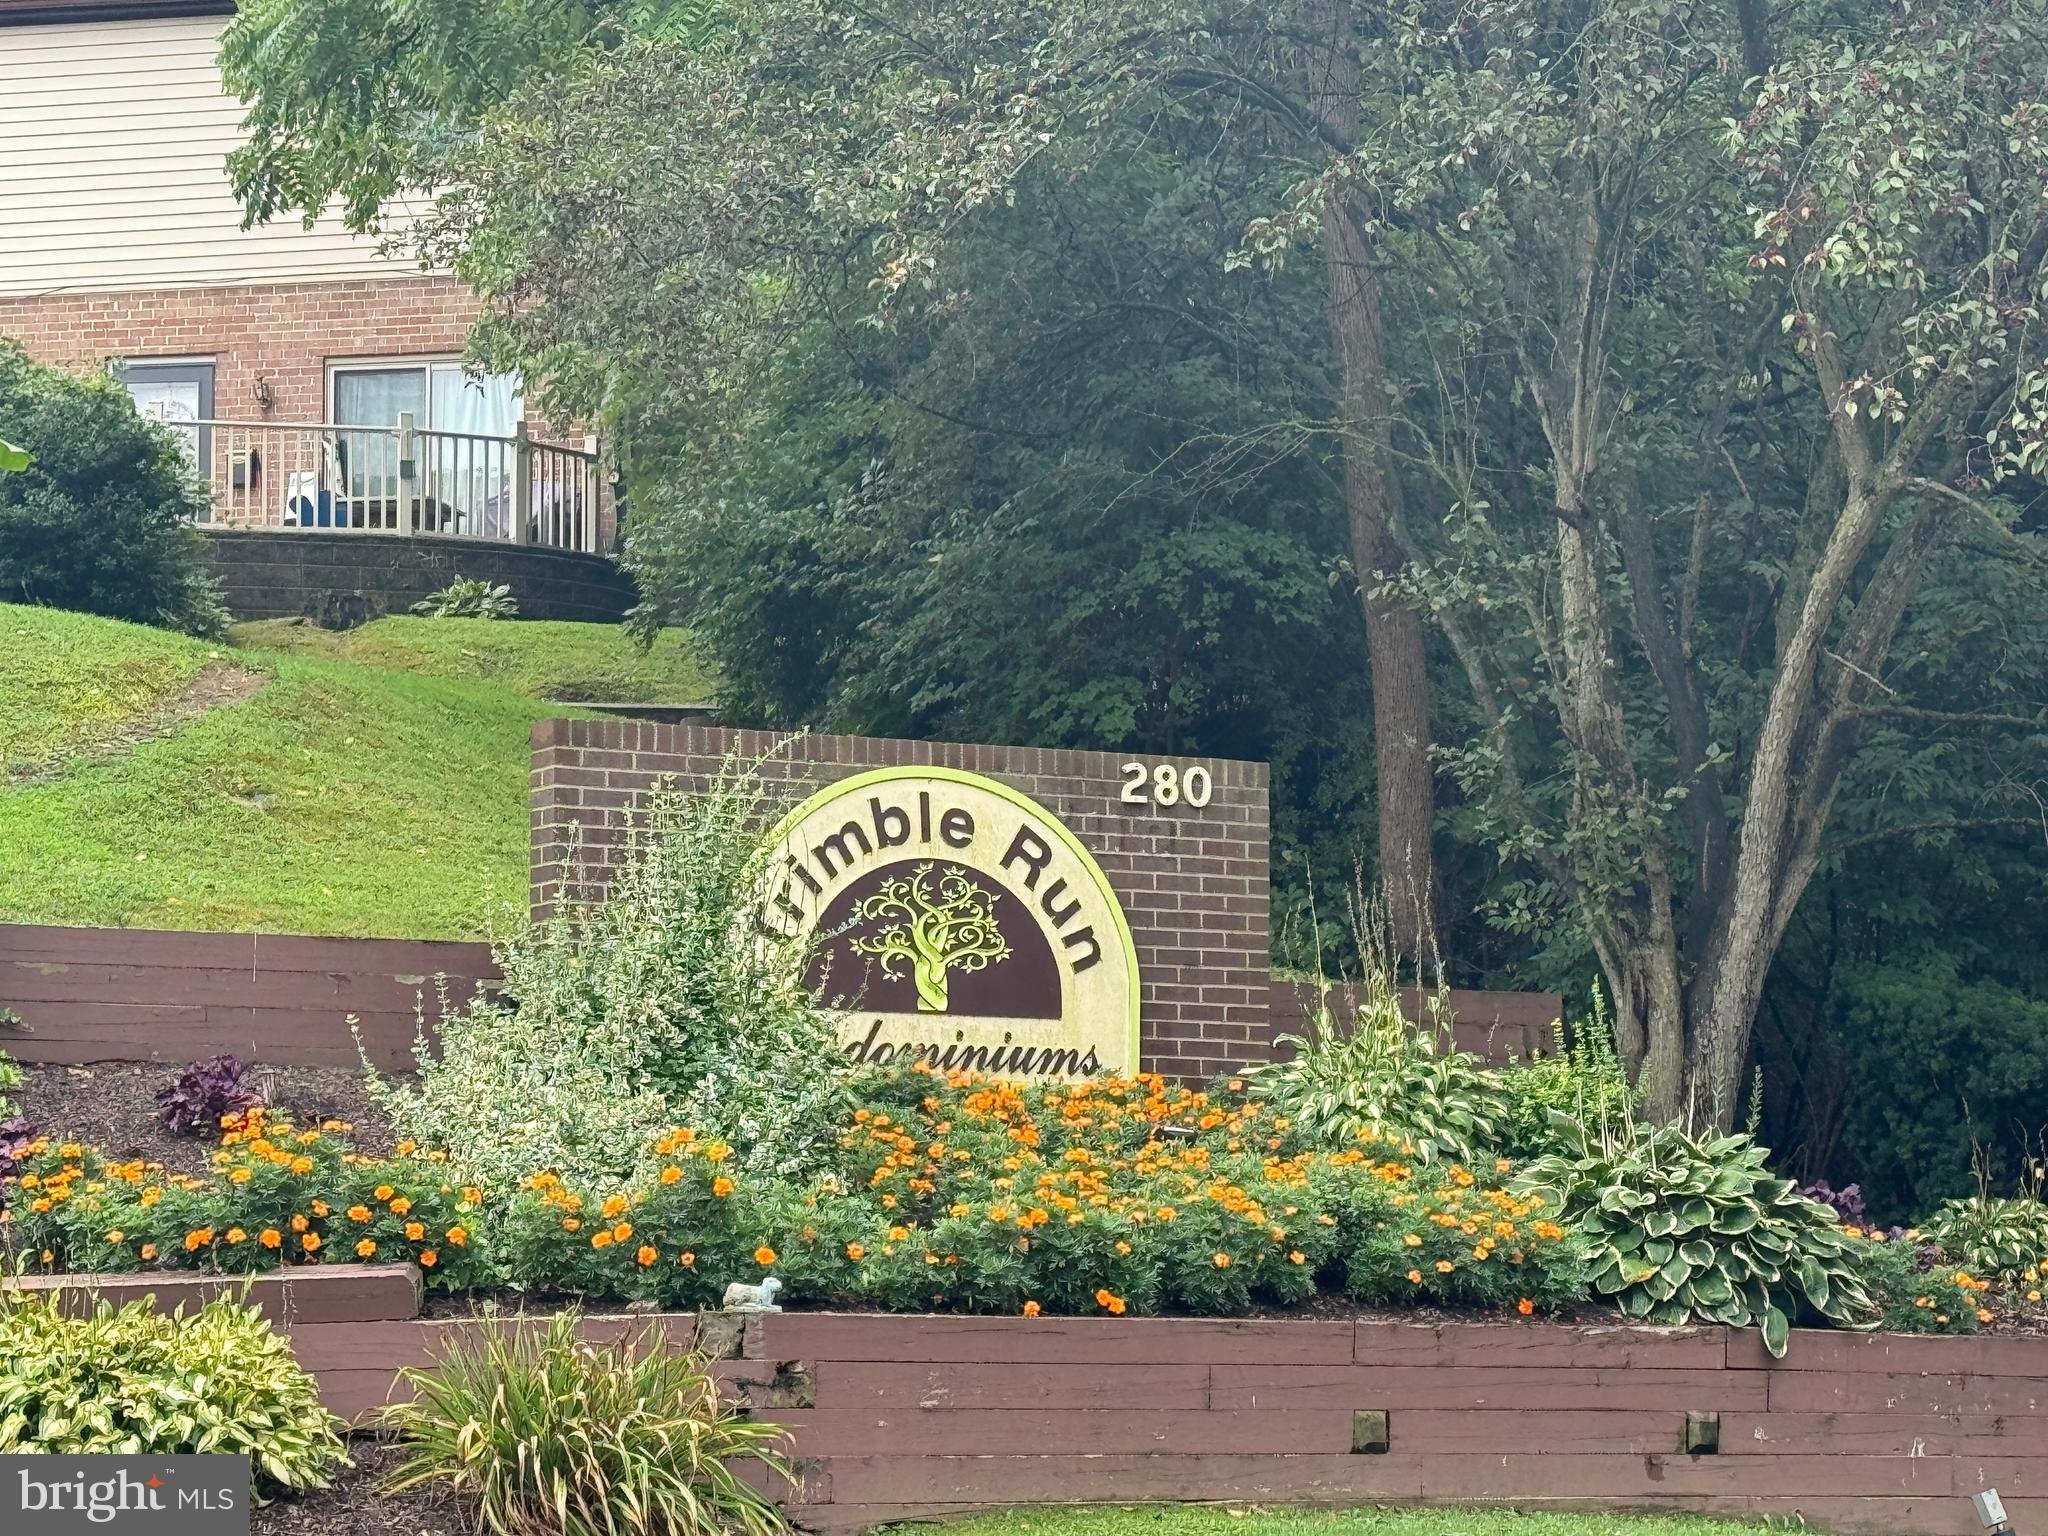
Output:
(13, 1062), (401, 1177)
(254, 1438), (463, 1536)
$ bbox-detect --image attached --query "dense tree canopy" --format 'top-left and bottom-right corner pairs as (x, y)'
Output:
(225, 0), (2048, 1168)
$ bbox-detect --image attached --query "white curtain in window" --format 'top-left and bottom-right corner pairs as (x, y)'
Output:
(428, 366), (522, 534)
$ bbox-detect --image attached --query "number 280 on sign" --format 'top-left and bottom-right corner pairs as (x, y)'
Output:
(1119, 761), (1213, 809)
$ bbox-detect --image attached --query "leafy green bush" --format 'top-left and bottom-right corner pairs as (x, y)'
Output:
(1498, 986), (1637, 1158)
(1924, 1193), (2048, 1286)
(381, 1308), (789, 1536)
(496, 1069), (1582, 1318)
(412, 577), (519, 619)
(1844, 1229), (1994, 1333)
(369, 761), (854, 1190)
(0, 1290), (343, 1494)
(0, 341), (224, 635)
(1245, 982), (1510, 1163)
(1516, 1114), (1872, 1355)
(5, 1108), (489, 1289)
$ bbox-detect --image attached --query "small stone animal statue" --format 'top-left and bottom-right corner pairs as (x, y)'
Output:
(722, 1276), (784, 1312)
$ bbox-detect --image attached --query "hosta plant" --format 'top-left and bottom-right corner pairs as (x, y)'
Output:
(1925, 1195), (2048, 1287)
(411, 576), (518, 618)
(0, 1290), (344, 1495)
(381, 1308), (789, 1536)
(1244, 983), (1509, 1163)
(1516, 1114), (1873, 1356)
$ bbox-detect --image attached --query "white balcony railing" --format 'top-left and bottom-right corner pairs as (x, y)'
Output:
(184, 414), (608, 554)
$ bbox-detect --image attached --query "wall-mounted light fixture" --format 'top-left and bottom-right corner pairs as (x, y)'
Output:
(252, 374), (275, 415)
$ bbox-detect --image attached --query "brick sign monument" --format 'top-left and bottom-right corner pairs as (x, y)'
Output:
(531, 722), (1269, 1079)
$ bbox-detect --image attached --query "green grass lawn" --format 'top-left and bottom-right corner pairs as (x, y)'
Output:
(0, 604), (632, 938)
(0, 606), (216, 769)
(903, 1509), (1781, 1536)
(228, 616), (712, 704)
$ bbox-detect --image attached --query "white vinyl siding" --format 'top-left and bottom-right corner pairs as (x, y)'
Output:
(0, 16), (418, 296)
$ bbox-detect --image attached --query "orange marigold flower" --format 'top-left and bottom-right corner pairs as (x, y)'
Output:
(888, 1225), (910, 1241)
(405, 1222), (425, 1241)
(591, 1232), (614, 1249)
(289, 1213), (309, 1233)
(347, 1205), (372, 1222)
(1022, 1300), (1042, 1317)
(711, 1176), (735, 1198)
(637, 1245), (659, 1267)
(225, 1227), (246, 1245)
(1407, 1269), (1423, 1284)
(389, 1196), (412, 1216)
(259, 1228), (281, 1248)
(846, 1242), (866, 1261)
(419, 1250), (437, 1267)
(139, 1243), (159, 1260)
(1518, 1298), (1535, 1316)
(373, 1185), (394, 1201)
(660, 1166), (683, 1185)
(445, 1226), (468, 1246)
(679, 1251), (696, 1267)
(355, 1238), (377, 1258)
(301, 1232), (322, 1252)
(612, 1222), (633, 1243)
(1403, 1233), (1423, 1247)
(1213, 1252), (1232, 1268)
(754, 1245), (778, 1266)
(183, 1228), (212, 1251)
(1435, 1260), (1454, 1273)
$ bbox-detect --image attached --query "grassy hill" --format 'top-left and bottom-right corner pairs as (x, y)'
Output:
(0, 608), (704, 939)
(229, 616), (711, 704)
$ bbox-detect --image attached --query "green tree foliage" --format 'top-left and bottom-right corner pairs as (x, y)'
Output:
(0, 342), (224, 636)
(221, 0), (2048, 1144)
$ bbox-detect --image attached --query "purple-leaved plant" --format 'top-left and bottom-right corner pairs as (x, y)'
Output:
(155, 1054), (262, 1137)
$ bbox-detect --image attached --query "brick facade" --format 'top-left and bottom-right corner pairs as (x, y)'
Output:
(530, 722), (1273, 1079)
(0, 274), (480, 424)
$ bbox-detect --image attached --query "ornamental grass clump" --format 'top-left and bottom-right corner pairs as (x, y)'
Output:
(0, 1290), (344, 1496)
(381, 1308), (790, 1536)
(368, 759), (855, 1191)
(1516, 1112), (1872, 1355)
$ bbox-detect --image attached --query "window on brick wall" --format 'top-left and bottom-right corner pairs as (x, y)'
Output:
(119, 359), (215, 476)
(328, 357), (524, 531)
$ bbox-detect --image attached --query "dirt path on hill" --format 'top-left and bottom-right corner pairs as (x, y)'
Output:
(4, 660), (266, 785)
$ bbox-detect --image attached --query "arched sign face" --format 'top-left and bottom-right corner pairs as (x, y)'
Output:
(761, 767), (1140, 1077)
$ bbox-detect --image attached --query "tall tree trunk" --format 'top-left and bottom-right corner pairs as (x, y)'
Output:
(1309, 0), (1446, 962)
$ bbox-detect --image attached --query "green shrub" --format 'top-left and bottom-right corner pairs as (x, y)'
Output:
(4, 1109), (489, 1290)
(381, 1308), (789, 1536)
(412, 577), (519, 619)
(1516, 1114), (1872, 1355)
(369, 761), (856, 1191)
(1924, 1193), (2048, 1286)
(1244, 981), (1510, 1163)
(1498, 985), (1637, 1158)
(1844, 1230), (1994, 1333)
(0, 341), (224, 636)
(0, 1290), (343, 1495)
(496, 1069), (1578, 1319)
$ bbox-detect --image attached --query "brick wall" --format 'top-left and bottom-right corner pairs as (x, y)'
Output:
(530, 722), (1272, 1078)
(0, 275), (479, 424)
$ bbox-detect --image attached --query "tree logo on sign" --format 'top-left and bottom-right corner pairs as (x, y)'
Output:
(850, 862), (1012, 1012)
